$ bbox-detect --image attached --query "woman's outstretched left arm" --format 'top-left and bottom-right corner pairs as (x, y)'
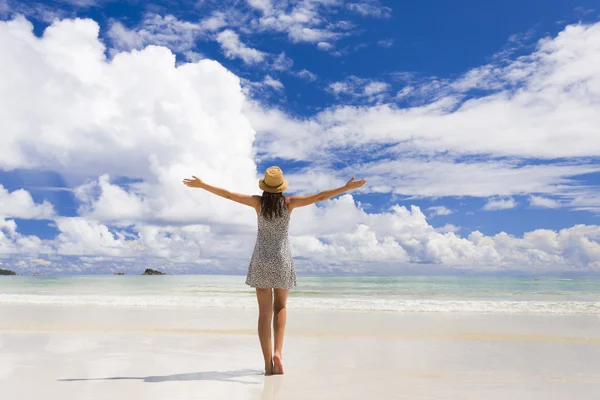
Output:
(183, 176), (259, 209)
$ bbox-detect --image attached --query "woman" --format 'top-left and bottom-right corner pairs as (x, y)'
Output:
(183, 166), (366, 375)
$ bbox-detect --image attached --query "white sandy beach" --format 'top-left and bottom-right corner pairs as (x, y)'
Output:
(1, 304), (599, 400)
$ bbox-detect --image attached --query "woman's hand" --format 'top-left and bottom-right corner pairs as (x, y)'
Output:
(182, 176), (205, 188)
(345, 177), (366, 190)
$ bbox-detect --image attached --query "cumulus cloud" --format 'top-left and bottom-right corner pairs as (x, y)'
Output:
(2, 16), (600, 274)
(0, 218), (52, 256)
(216, 29), (267, 64)
(483, 197), (518, 211)
(296, 69), (317, 81)
(1, 0), (68, 22)
(428, 206), (453, 217)
(288, 196), (600, 271)
(327, 76), (390, 102)
(0, 16), (260, 231)
(107, 13), (226, 54)
(435, 224), (461, 234)
(74, 174), (148, 223)
(4, 194), (600, 273)
(317, 41), (334, 51)
(272, 52), (293, 71)
(244, 22), (600, 213)
(240, 0), (348, 45)
(246, 108), (600, 201)
(248, 22), (600, 158)
(529, 195), (561, 209)
(363, 81), (389, 95)
(0, 185), (55, 219)
(262, 75), (284, 90)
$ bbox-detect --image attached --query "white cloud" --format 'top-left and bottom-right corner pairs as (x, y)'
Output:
(241, 75), (285, 96)
(242, 22), (600, 211)
(262, 75), (284, 90)
(0, 218), (52, 256)
(245, 1), (343, 45)
(378, 38), (394, 48)
(107, 13), (226, 54)
(216, 29), (267, 64)
(347, 2), (392, 18)
(350, 159), (599, 198)
(54, 217), (141, 257)
(287, 196), (600, 271)
(59, 0), (97, 6)
(183, 51), (205, 62)
(248, 22), (600, 159)
(108, 15), (202, 53)
(363, 81), (389, 95)
(0, 185), (55, 219)
(317, 41), (334, 51)
(4, 195), (600, 273)
(245, 102), (600, 199)
(200, 12), (228, 31)
(30, 258), (52, 265)
(2, 16), (600, 274)
(428, 206), (453, 217)
(327, 76), (390, 102)
(74, 175), (148, 223)
(568, 191), (600, 213)
(435, 224), (461, 234)
(529, 195), (561, 209)
(1, 1), (63, 23)
(272, 52), (293, 70)
(328, 81), (351, 95)
(0, 16), (260, 231)
(247, 0), (272, 13)
(183, 1), (360, 51)
(296, 69), (317, 81)
(483, 197), (518, 211)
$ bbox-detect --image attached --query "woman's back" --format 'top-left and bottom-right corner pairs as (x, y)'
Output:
(257, 203), (291, 238)
(246, 202), (296, 289)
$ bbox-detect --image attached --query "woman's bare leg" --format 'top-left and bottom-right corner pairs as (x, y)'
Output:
(256, 288), (274, 375)
(272, 288), (288, 375)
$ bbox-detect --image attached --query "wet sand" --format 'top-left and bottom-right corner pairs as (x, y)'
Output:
(1, 305), (599, 399)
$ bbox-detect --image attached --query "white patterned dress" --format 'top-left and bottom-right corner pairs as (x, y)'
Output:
(246, 204), (297, 289)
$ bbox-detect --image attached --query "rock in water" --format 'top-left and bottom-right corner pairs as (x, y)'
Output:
(142, 268), (166, 275)
(0, 268), (17, 276)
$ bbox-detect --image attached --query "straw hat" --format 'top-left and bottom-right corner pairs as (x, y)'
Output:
(259, 166), (288, 193)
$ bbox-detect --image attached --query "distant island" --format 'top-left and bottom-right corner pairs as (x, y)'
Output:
(142, 268), (166, 275)
(113, 272), (125, 275)
(0, 268), (17, 276)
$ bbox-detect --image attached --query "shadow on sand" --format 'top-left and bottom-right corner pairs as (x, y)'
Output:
(58, 369), (263, 385)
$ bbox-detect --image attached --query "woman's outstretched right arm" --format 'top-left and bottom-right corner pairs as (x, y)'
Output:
(288, 177), (366, 210)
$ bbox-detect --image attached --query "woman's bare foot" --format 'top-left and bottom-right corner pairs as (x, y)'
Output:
(264, 360), (274, 376)
(273, 352), (284, 375)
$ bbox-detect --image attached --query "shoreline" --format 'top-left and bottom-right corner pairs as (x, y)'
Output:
(1, 303), (598, 339)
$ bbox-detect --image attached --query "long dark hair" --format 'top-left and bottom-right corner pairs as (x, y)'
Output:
(260, 192), (286, 219)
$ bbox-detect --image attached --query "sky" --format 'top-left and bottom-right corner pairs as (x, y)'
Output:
(1, 0), (600, 275)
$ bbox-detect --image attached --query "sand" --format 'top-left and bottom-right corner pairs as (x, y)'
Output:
(1, 304), (599, 399)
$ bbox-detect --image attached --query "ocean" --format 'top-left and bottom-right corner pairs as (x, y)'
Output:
(1, 275), (599, 315)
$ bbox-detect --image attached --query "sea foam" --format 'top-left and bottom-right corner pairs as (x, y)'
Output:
(0, 294), (598, 315)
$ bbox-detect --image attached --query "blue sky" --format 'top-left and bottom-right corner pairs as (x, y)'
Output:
(1, 0), (600, 274)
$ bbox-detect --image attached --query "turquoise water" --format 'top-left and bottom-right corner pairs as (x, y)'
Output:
(1, 275), (599, 314)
